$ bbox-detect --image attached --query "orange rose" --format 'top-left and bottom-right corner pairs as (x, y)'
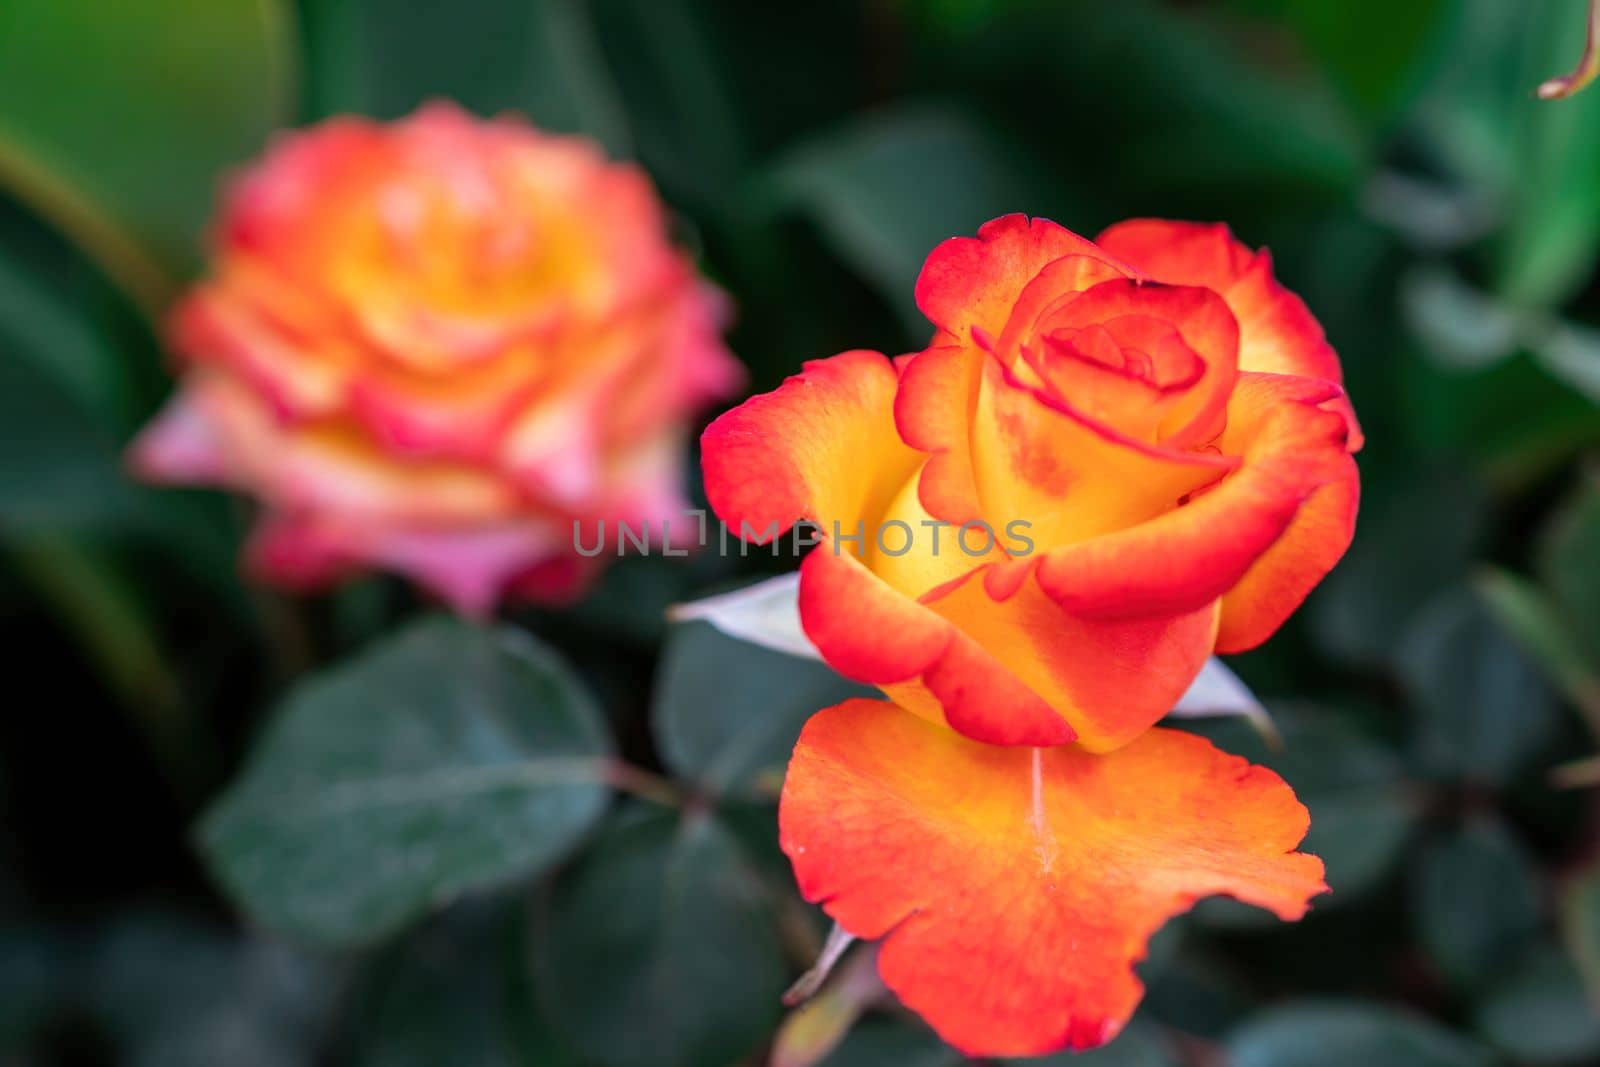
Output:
(131, 102), (741, 613)
(700, 214), (1346, 1055)
(704, 214), (1359, 750)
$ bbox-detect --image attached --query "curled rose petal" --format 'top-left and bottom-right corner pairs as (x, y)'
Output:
(1031, 372), (1355, 622)
(916, 214), (1121, 344)
(1096, 217), (1362, 448)
(780, 698), (1326, 1057)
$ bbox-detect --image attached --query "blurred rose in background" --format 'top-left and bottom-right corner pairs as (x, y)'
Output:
(130, 102), (741, 615)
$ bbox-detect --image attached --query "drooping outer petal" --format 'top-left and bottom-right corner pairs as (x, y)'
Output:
(781, 699), (1327, 1057)
(1095, 218), (1363, 449)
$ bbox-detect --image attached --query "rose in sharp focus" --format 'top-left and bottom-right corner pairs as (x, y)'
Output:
(131, 102), (742, 614)
(704, 214), (1359, 750)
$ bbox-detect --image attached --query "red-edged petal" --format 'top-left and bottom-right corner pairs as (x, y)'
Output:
(780, 699), (1327, 1058)
(915, 215), (1122, 344)
(702, 349), (920, 543)
(798, 545), (1075, 746)
(1095, 218), (1362, 449)
(1034, 372), (1353, 620)
(991, 253), (1132, 361)
(896, 343), (985, 526)
(169, 286), (352, 421)
(920, 563), (1218, 752)
(1032, 279), (1239, 448)
(1094, 220), (1253, 294)
(1215, 452), (1360, 652)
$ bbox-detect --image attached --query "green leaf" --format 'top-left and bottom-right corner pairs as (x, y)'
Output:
(0, 197), (153, 429)
(561, 553), (726, 648)
(1142, 947), (1256, 1039)
(768, 106), (1043, 337)
(1561, 857), (1600, 1006)
(0, 194), (242, 589)
(1398, 586), (1562, 785)
(1527, 318), (1600, 407)
(588, 0), (747, 206)
(0, 927), (64, 1048)
(86, 911), (333, 1067)
(537, 806), (787, 1067)
(199, 618), (612, 947)
(0, 191), (150, 529)
(652, 619), (870, 799)
(1397, 349), (1600, 486)
(1311, 469), (1490, 670)
(6, 537), (181, 752)
(1474, 943), (1600, 1064)
(922, 1), (1362, 214)
(346, 900), (577, 1067)
(297, 0), (630, 157)
(1494, 1), (1600, 308)
(1409, 0), (1600, 308)
(1411, 817), (1543, 990)
(1401, 264), (1520, 371)
(0, 0), (296, 310)
(0, 350), (140, 534)
(1474, 567), (1600, 724)
(1227, 1002), (1496, 1067)
(1231, 0), (1449, 121)
(1539, 477), (1600, 666)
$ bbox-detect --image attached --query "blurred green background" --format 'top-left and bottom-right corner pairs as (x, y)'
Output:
(3, 0), (1600, 1064)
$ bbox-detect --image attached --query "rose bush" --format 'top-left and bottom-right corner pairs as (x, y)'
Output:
(704, 214), (1360, 750)
(131, 102), (741, 614)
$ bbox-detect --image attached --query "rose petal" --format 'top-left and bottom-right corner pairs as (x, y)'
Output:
(1215, 453), (1360, 652)
(917, 562), (1218, 751)
(915, 214), (1122, 343)
(126, 389), (233, 485)
(780, 698), (1326, 1057)
(1034, 372), (1354, 620)
(798, 544), (1076, 747)
(702, 349), (921, 544)
(1032, 278), (1239, 448)
(895, 343), (987, 526)
(1096, 218), (1362, 448)
(247, 514), (564, 617)
(970, 351), (1236, 550)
